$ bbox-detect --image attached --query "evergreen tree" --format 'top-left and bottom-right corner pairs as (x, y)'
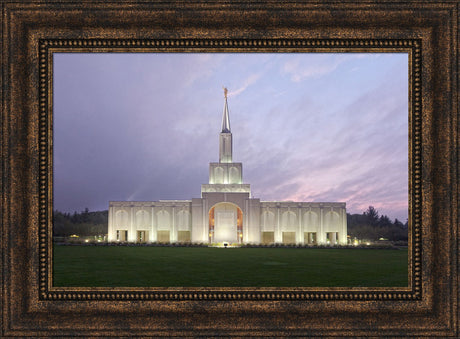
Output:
(363, 206), (379, 226)
(53, 209), (108, 237)
(393, 218), (404, 228)
(378, 215), (392, 227)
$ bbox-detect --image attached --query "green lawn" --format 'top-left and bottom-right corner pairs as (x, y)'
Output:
(53, 245), (408, 287)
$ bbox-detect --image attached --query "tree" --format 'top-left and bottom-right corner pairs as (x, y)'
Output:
(347, 210), (408, 242)
(393, 218), (404, 228)
(363, 206), (379, 226)
(71, 211), (78, 223)
(53, 209), (108, 237)
(80, 207), (90, 223)
(378, 215), (392, 227)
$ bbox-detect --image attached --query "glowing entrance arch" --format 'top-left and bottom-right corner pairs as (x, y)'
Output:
(209, 202), (243, 244)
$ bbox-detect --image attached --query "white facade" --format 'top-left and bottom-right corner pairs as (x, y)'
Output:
(108, 92), (347, 245)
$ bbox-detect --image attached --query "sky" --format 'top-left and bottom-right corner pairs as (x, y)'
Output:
(53, 53), (408, 222)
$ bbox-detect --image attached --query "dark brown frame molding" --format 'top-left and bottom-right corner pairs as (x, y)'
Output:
(1, 1), (458, 337)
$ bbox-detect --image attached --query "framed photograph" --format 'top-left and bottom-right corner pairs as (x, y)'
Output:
(1, 1), (458, 337)
(52, 52), (409, 289)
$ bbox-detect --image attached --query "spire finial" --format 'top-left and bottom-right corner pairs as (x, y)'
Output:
(221, 87), (231, 133)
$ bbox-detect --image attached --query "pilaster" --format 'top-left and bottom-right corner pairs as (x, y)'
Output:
(319, 206), (324, 244)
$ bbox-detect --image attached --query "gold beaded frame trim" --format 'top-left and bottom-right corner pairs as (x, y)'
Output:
(39, 38), (421, 301)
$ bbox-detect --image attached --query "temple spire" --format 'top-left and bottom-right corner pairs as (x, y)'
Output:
(219, 87), (232, 163)
(221, 87), (231, 133)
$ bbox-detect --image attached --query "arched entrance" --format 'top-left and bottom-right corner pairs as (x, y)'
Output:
(209, 202), (243, 244)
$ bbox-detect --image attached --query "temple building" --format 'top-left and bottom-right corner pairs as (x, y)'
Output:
(108, 89), (347, 245)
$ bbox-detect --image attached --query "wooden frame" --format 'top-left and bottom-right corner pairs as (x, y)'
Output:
(1, 0), (458, 336)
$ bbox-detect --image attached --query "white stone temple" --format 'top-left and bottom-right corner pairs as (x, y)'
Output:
(108, 89), (347, 245)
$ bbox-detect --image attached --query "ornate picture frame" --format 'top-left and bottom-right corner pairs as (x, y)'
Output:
(1, 1), (458, 336)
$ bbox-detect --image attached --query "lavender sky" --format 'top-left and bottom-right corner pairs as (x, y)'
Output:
(53, 53), (408, 222)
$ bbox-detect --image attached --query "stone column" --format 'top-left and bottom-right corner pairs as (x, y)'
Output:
(340, 207), (346, 244)
(298, 206), (302, 244)
(209, 165), (214, 184)
(275, 206), (281, 243)
(244, 200), (249, 243)
(172, 206), (176, 243)
(130, 206), (135, 242)
(319, 206), (324, 244)
(151, 206), (156, 242)
(107, 205), (113, 241)
(203, 201), (207, 242)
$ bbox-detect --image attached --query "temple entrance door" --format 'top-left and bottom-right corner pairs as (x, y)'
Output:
(209, 203), (243, 244)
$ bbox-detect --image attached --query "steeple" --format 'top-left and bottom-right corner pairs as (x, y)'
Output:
(221, 87), (231, 133)
(201, 88), (248, 195)
(219, 87), (232, 163)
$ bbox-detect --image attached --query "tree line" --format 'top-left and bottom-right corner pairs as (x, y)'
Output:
(54, 205), (408, 242)
(347, 206), (408, 242)
(53, 208), (107, 237)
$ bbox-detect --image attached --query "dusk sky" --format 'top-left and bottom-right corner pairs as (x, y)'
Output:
(54, 53), (408, 222)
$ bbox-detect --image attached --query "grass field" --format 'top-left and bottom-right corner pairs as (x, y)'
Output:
(53, 245), (408, 287)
